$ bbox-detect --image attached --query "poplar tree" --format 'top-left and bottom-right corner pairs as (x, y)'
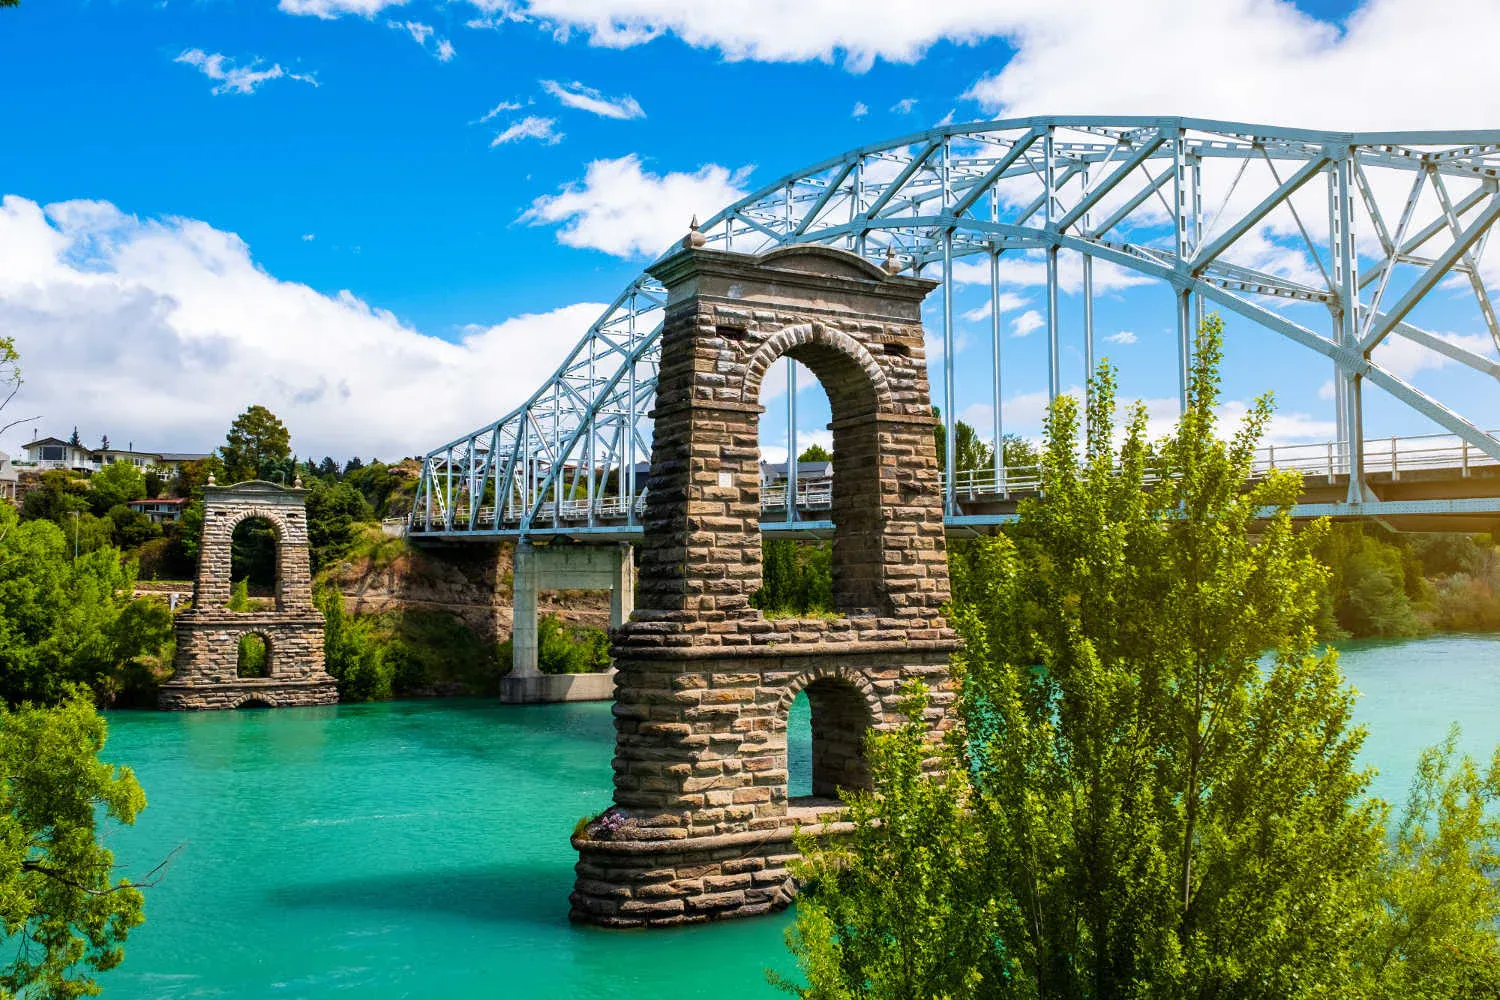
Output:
(782, 316), (1500, 998)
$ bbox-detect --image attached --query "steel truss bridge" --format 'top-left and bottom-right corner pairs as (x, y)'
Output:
(410, 117), (1500, 542)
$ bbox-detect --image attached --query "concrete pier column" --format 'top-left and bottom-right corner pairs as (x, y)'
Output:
(511, 540), (540, 678)
(610, 544), (635, 630)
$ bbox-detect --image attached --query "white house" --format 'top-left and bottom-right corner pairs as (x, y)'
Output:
(20, 436), (211, 475)
(21, 436), (98, 472)
(0, 452), (16, 502)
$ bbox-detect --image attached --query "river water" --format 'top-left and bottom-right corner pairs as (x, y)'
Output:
(97, 634), (1500, 999)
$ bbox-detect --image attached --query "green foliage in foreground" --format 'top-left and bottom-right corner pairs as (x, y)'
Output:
(0, 692), (147, 999)
(782, 316), (1500, 999)
(0, 506), (172, 707)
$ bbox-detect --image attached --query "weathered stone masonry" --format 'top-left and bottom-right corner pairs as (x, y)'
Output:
(160, 480), (338, 710)
(570, 243), (959, 927)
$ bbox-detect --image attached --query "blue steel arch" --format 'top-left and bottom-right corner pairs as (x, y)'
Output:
(412, 117), (1500, 538)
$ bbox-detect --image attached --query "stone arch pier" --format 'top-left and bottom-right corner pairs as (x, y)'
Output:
(570, 242), (959, 927)
(159, 479), (338, 711)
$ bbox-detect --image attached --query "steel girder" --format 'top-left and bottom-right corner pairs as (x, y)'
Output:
(411, 116), (1500, 536)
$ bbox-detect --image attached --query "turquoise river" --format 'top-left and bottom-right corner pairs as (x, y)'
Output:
(97, 634), (1500, 999)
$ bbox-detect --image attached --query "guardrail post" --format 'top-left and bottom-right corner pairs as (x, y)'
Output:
(1326, 442), (1335, 484)
(1462, 439), (1471, 478)
(1390, 436), (1399, 481)
(1268, 443), (1275, 470)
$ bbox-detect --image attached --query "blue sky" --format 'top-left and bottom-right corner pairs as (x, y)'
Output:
(2, 0), (1497, 463)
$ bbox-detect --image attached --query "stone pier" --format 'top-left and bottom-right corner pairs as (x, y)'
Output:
(569, 242), (958, 927)
(160, 479), (338, 710)
(500, 541), (633, 703)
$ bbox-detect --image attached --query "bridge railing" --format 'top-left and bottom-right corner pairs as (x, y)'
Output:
(409, 428), (1500, 534)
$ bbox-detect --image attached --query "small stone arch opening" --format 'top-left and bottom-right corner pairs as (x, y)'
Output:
(784, 674), (877, 803)
(235, 697), (274, 710)
(236, 633), (271, 678)
(229, 515), (280, 610)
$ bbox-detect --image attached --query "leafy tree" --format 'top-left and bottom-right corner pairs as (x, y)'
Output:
(19, 471), (89, 524)
(0, 691), (149, 998)
(219, 405), (290, 484)
(229, 518), (277, 592)
(0, 506), (173, 705)
(798, 444), (832, 463)
(754, 540), (832, 615)
(89, 461), (146, 515)
(105, 505), (160, 550)
(343, 456), (364, 476)
(317, 457), (338, 479)
(783, 316), (1496, 998)
(68, 427), (81, 449)
(305, 481), (374, 571)
(99, 434), (110, 451)
(142, 471), (162, 500)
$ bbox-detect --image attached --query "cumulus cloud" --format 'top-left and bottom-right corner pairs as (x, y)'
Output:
(437, 39), (456, 60)
(851, 101), (868, 119)
(1011, 309), (1043, 337)
(0, 195), (605, 459)
(1105, 330), (1137, 344)
(491, 115), (563, 145)
(889, 97), (918, 114)
(950, 252), (1149, 295)
(541, 79), (645, 119)
(960, 292), (1026, 323)
(520, 154), (753, 258)
(174, 49), (317, 95)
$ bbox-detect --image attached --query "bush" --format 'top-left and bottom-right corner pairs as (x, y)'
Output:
(498, 614), (611, 675)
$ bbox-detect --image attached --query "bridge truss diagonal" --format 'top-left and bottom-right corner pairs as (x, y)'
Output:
(411, 116), (1500, 540)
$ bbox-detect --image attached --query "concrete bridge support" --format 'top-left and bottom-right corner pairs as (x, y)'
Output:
(500, 542), (634, 704)
(569, 243), (958, 927)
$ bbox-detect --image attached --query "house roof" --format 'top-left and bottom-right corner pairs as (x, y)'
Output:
(127, 497), (189, 507)
(157, 453), (213, 462)
(22, 437), (73, 449)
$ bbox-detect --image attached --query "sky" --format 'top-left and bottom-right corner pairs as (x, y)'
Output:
(2, 0), (1499, 465)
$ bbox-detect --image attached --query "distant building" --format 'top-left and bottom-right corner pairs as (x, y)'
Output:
(758, 458), (833, 487)
(127, 497), (190, 524)
(20, 436), (211, 476)
(0, 452), (16, 502)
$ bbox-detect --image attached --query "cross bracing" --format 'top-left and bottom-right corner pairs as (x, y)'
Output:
(411, 117), (1500, 539)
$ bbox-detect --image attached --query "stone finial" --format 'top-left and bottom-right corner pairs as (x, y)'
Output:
(882, 245), (903, 275)
(682, 215), (707, 249)
(207, 472), (216, 485)
(293, 475), (303, 489)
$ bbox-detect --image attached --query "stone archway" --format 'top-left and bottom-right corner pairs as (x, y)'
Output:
(570, 243), (958, 928)
(159, 480), (338, 711)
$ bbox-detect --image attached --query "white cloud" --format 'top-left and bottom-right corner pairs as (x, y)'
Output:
(851, 101), (868, 119)
(491, 115), (563, 146)
(301, 233), (316, 242)
(471, 1), (1500, 127)
(394, 19), (433, 44)
(949, 252), (1149, 295)
(279, 0), (406, 18)
(521, 154), (753, 259)
(1372, 330), (1495, 379)
(934, 108), (955, 127)
(960, 292), (1026, 323)
(480, 99), (524, 122)
(389, 20), (456, 60)
(1104, 330), (1137, 345)
(889, 97), (918, 114)
(1011, 309), (1043, 337)
(174, 49), (318, 96)
(541, 79), (645, 120)
(1318, 379), (1335, 401)
(0, 195), (605, 459)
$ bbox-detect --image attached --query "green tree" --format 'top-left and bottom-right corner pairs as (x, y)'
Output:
(219, 405), (291, 484)
(89, 461), (146, 515)
(305, 481), (374, 571)
(0, 506), (172, 705)
(798, 444), (832, 463)
(0, 692), (149, 999)
(932, 409), (992, 476)
(784, 316), (1492, 998)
